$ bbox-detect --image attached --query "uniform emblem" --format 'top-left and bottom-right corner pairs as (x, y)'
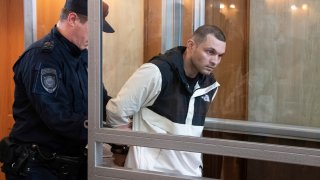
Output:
(41, 68), (58, 93)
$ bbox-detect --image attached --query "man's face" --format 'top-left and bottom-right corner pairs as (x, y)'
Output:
(190, 34), (226, 75)
(72, 16), (89, 50)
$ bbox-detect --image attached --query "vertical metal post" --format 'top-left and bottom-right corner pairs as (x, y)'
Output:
(194, 0), (205, 30)
(23, 0), (37, 48)
(173, 0), (183, 47)
(88, 0), (103, 179)
(161, 0), (183, 53)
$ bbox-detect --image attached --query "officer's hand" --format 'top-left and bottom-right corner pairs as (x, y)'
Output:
(112, 153), (127, 167)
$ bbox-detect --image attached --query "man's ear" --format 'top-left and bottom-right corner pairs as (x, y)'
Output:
(67, 12), (78, 26)
(186, 39), (195, 49)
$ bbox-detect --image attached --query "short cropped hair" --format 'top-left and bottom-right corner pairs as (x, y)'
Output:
(192, 25), (226, 44)
(60, 8), (88, 24)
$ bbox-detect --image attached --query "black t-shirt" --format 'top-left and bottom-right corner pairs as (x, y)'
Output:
(186, 74), (199, 92)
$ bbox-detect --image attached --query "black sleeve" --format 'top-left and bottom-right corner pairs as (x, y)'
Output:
(26, 54), (87, 142)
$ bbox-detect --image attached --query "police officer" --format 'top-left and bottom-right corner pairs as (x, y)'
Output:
(0, 0), (114, 179)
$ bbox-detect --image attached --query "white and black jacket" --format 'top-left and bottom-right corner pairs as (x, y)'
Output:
(107, 46), (219, 176)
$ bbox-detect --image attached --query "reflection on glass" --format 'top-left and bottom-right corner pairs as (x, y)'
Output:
(302, 4), (308, 10)
(291, 4), (298, 10)
(220, 3), (225, 9)
(229, 4), (236, 9)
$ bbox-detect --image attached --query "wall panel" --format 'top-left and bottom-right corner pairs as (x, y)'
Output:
(0, 0), (25, 138)
(182, 0), (194, 44)
(0, 0), (24, 179)
(0, 0), (9, 145)
(143, 0), (162, 63)
(36, 0), (65, 39)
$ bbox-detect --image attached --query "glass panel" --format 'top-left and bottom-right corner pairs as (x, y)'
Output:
(249, 0), (320, 128)
(204, 0), (248, 120)
(95, 0), (320, 179)
(204, 0), (320, 129)
(203, 1), (320, 179)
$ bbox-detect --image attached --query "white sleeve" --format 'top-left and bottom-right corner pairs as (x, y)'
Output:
(106, 63), (162, 127)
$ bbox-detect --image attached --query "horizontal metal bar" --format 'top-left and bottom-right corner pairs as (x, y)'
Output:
(94, 166), (215, 180)
(204, 118), (320, 142)
(94, 128), (320, 167)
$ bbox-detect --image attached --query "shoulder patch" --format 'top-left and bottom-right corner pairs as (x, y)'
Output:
(41, 68), (58, 93)
(41, 40), (55, 53)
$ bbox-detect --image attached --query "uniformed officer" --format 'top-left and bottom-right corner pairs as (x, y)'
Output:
(0, 0), (114, 179)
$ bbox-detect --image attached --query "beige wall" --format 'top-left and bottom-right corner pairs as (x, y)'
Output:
(102, 0), (144, 96)
(249, 0), (320, 127)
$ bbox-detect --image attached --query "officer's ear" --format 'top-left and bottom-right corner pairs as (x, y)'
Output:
(67, 12), (78, 27)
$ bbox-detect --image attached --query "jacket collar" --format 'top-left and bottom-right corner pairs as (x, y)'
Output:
(52, 26), (84, 58)
(155, 46), (216, 93)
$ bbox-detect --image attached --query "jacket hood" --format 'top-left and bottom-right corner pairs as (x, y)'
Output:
(150, 46), (216, 93)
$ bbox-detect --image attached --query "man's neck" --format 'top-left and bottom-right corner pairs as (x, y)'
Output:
(183, 51), (198, 78)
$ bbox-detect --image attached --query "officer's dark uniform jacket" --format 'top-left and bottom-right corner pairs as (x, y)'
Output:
(107, 46), (220, 176)
(10, 26), (100, 157)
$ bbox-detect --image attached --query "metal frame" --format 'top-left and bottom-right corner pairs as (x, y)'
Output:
(93, 165), (214, 180)
(205, 118), (320, 142)
(88, 0), (103, 179)
(95, 128), (320, 166)
(194, 0), (205, 30)
(161, 0), (183, 53)
(87, 0), (320, 179)
(23, 0), (37, 48)
(88, 128), (320, 179)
